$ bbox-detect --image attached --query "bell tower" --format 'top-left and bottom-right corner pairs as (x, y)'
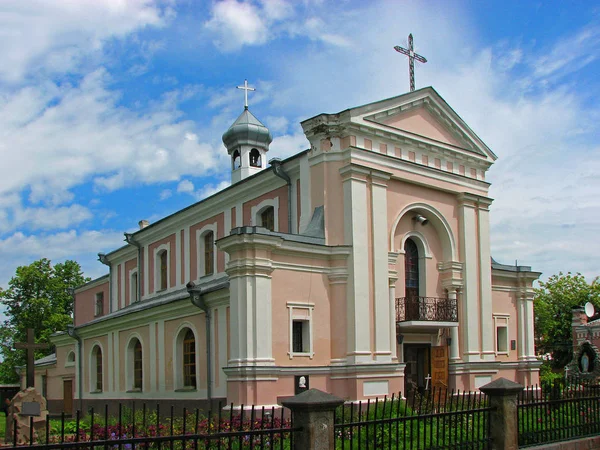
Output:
(222, 80), (272, 183)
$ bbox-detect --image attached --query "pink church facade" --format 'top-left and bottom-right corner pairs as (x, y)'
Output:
(35, 87), (540, 413)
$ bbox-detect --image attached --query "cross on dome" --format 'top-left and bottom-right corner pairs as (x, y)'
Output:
(236, 79), (256, 109)
(394, 33), (428, 92)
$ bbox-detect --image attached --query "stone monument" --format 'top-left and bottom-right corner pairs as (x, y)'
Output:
(6, 388), (48, 444)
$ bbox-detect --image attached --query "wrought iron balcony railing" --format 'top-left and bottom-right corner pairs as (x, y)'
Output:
(395, 296), (458, 323)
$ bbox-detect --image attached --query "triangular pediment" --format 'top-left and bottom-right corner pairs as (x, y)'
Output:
(379, 106), (465, 147)
(354, 87), (496, 161)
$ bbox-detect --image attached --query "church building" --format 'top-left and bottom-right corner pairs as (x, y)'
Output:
(27, 85), (541, 414)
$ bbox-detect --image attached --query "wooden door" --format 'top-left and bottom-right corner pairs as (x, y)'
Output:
(63, 380), (73, 415)
(431, 345), (448, 391)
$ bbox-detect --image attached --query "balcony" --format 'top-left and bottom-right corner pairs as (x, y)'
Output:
(395, 296), (458, 331)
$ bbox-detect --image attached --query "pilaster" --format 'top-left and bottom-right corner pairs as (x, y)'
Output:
(457, 194), (481, 362)
(371, 170), (392, 362)
(340, 164), (371, 364)
(388, 252), (400, 362)
(477, 197), (495, 361)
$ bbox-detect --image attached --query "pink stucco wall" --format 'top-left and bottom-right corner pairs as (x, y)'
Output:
(189, 212), (225, 280)
(75, 280), (109, 326)
(243, 185), (289, 233)
(148, 234), (177, 294)
(383, 107), (463, 147)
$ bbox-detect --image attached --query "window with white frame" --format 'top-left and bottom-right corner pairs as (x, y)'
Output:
(174, 326), (198, 390)
(251, 198), (279, 232)
(94, 292), (104, 317)
(90, 345), (103, 392)
(197, 225), (217, 279)
(154, 244), (170, 292)
(494, 314), (510, 354)
(287, 302), (314, 358)
(65, 351), (75, 367)
(126, 337), (143, 391)
(130, 269), (138, 303)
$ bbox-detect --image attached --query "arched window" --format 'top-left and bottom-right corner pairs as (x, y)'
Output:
(204, 232), (214, 276)
(232, 149), (241, 169)
(132, 339), (143, 390)
(91, 346), (103, 392)
(66, 351), (75, 367)
(183, 329), (197, 388)
(404, 238), (419, 299)
(130, 270), (138, 303)
(159, 250), (168, 291)
(249, 148), (261, 167)
(260, 206), (275, 232)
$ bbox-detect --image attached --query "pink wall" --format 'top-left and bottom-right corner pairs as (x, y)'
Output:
(75, 280), (109, 326)
(124, 258), (137, 306)
(382, 107), (463, 147)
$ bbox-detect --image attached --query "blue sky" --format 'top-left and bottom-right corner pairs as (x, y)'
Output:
(1, 0), (599, 302)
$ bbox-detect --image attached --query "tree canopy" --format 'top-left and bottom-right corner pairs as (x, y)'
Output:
(0, 258), (89, 383)
(534, 272), (600, 369)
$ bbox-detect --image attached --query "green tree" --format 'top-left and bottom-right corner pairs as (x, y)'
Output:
(0, 258), (89, 383)
(534, 272), (600, 369)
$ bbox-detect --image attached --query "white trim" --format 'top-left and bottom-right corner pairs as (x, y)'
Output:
(196, 224), (218, 280)
(153, 243), (171, 293)
(173, 322), (200, 390)
(143, 244), (149, 299)
(149, 322), (157, 391)
(157, 320), (165, 392)
(124, 333), (145, 392)
(251, 197), (279, 231)
(287, 302), (315, 359)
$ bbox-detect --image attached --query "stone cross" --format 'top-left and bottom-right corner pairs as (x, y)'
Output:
(425, 373), (431, 390)
(236, 79), (255, 109)
(15, 329), (49, 389)
(394, 33), (428, 92)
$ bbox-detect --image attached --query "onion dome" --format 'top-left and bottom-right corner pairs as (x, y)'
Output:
(222, 108), (273, 150)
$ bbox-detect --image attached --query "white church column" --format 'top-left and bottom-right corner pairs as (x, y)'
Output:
(448, 288), (460, 361)
(340, 165), (371, 364)
(371, 171), (391, 362)
(477, 198), (495, 361)
(457, 194), (481, 362)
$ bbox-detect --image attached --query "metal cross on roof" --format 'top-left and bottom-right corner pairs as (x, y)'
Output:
(15, 328), (50, 389)
(236, 79), (256, 110)
(394, 33), (427, 92)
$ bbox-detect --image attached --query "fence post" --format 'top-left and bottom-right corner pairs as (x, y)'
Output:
(480, 377), (524, 450)
(281, 388), (344, 450)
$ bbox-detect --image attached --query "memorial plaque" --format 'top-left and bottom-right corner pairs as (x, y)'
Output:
(21, 401), (41, 416)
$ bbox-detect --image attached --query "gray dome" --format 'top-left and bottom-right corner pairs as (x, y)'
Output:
(222, 108), (273, 150)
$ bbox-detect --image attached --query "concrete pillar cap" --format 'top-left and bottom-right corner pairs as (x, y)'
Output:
(281, 389), (344, 411)
(479, 377), (524, 396)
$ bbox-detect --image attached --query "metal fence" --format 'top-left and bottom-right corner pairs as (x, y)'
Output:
(518, 381), (600, 447)
(334, 388), (492, 449)
(4, 402), (299, 450)
(395, 297), (458, 322)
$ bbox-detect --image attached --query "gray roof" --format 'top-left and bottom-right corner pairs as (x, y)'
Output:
(222, 108), (273, 149)
(34, 353), (57, 366)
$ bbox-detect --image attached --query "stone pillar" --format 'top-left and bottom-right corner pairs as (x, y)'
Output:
(282, 389), (344, 450)
(457, 194), (481, 362)
(480, 378), (524, 450)
(340, 165), (371, 364)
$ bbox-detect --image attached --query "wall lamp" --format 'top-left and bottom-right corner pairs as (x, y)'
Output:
(413, 214), (429, 226)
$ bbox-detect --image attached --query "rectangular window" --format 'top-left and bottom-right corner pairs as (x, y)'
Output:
(497, 327), (508, 353)
(494, 314), (510, 355)
(261, 207), (275, 232)
(95, 292), (104, 317)
(292, 320), (310, 353)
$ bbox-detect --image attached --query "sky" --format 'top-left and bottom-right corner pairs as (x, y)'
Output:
(1, 0), (599, 304)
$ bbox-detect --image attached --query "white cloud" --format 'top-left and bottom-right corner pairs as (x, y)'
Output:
(205, 0), (268, 51)
(177, 179), (195, 194)
(0, 0), (172, 83)
(159, 189), (173, 200)
(2, 204), (93, 233)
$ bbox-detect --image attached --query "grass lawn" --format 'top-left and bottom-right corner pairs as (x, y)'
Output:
(0, 415), (6, 442)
